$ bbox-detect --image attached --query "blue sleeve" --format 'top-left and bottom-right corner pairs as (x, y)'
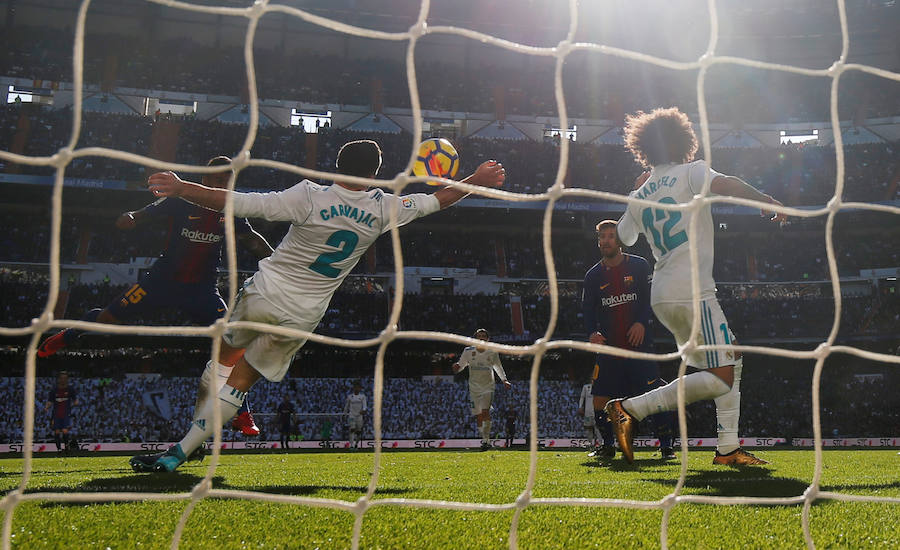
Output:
(142, 197), (179, 218)
(234, 217), (253, 235)
(582, 270), (598, 334)
(634, 258), (652, 327)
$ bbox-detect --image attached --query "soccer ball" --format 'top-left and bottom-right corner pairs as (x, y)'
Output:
(412, 138), (460, 185)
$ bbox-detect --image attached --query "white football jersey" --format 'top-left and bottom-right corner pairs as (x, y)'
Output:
(232, 180), (439, 323)
(344, 392), (367, 417)
(457, 347), (507, 395)
(578, 383), (594, 417)
(617, 160), (724, 305)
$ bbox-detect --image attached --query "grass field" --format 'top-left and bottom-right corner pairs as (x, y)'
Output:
(1, 449), (898, 549)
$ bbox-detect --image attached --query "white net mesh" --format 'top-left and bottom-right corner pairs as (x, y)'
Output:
(1, 0), (900, 549)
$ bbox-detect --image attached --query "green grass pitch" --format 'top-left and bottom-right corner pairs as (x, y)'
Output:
(1, 449), (898, 549)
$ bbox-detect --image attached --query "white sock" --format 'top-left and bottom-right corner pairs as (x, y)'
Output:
(715, 359), (742, 454)
(623, 371), (731, 421)
(585, 427), (596, 441)
(180, 384), (245, 456)
(193, 361), (234, 422)
(483, 420), (492, 442)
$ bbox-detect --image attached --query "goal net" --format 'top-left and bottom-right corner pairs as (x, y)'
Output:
(1, 0), (899, 549)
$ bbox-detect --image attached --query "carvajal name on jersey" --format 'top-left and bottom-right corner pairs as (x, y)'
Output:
(319, 204), (375, 227)
(601, 292), (637, 307)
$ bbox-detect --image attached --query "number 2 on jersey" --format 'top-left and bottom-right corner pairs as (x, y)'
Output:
(309, 230), (359, 278)
(641, 197), (688, 255)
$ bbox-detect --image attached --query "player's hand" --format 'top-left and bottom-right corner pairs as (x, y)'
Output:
(451, 363), (461, 374)
(115, 212), (137, 230)
(761, 195), (788, 225)
(633, 171), (651, 190)
(470, 160), (505, 189)
(627, 322), (645, 347)
(148, 171), (186, 198)
(589, 332), (606, 345)
(503, 380), (511, 389)
(577, 408), (584, 417)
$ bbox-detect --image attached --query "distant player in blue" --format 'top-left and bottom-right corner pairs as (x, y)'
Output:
(583, 219), (675, 461)
(44, 371), (78, 453)
(38, 156), (274, 436)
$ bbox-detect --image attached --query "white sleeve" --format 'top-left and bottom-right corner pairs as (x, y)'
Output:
(617, 201), (641, 247)
(380, 192), (440, 234)
(687, 160), (725, 195)
(491, 352), (508, 382)
(231, 180), (313, 223)
(343, 396), (349, 414)
(457, 349), (472, 370)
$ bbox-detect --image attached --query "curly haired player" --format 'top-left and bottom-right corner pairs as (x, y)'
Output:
(606, 107), (786, 466)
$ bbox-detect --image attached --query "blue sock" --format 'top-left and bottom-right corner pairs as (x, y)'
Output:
(651, 410), (676, 448)
(595, 409), (614, 446)
(63, 308), (102, 345)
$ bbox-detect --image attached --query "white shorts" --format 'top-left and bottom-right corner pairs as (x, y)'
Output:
(223, 283), (319, 382)
(470, 392), (493, 415)
(348, 415), (363, 431)
(652, 298), (739, 370)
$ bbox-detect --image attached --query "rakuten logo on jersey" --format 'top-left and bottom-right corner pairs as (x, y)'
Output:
(601, 292), (637, 307)
(181, 228), (223, 243)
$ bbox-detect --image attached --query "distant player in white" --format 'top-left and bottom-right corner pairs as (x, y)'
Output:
(344, 381), (367, 449)
(605, 107), (787, 466)
(131, 140), (506, 472)
(452, 328), (510, 450)
(576, 379), (601, 449)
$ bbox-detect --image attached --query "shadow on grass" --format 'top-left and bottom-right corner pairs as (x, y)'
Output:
(28, 472), (413, 508)
(648, 467), (810, 498)
(215, 482), (413, 497)
(820, 480), (900, 492)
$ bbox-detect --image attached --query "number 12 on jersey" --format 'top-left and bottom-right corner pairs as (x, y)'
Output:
(641, 197), (688, 255)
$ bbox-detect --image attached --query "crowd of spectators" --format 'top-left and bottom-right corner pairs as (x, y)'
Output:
(4, 105), (897, 206)
(3, 6), (900, 124)
(3, 272), (897, 344)
(2, 350), (897, 445)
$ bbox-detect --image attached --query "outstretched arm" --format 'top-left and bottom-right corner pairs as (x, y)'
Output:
(433, 160), (505, 209)
(148, 171), (227, 211)
(711, 175), (787, 223)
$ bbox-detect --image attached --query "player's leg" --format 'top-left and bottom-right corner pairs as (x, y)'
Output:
(627, 361), (676, 460)
(696, 300), (767, 466)
(131, 292), (310, 472)
(607, 302), (733, 463)
(38, 280), (155, 357)
(189, 287), (259, 436)
(590, 357), (621, 458)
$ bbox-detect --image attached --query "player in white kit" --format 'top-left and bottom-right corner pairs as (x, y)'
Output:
(605, 107), (787, 465)
(343, 381), (367, 449)
(452, 329), (511, 450)
(130, 140), (506, 472)
(577, 379), (601, 450)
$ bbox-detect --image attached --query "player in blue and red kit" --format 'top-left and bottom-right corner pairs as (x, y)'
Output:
(38, 156), (274, 436)
(583, 219), (675, 461)
(44, 371), (78, 453)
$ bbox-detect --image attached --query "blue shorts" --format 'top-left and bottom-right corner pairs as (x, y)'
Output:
(106, 275), (226, 326)
(51, 416), (71, 431)
(591, 355), (666, 399)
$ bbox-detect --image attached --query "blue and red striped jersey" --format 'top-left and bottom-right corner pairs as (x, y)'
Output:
(143, 198), (251, 284)
(582, 253), (653, 351)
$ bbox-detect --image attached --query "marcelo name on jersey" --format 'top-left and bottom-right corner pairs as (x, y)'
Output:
(319, 204), (376, 227)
